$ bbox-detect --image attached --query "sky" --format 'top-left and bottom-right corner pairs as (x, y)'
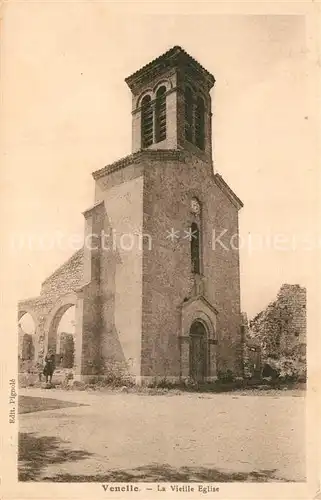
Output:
(1, 4), (318, 329)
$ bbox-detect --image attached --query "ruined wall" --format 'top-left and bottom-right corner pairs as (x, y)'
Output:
(18, 296), (53, 366)
(18, 249), (84, 370)
(249, 284), (306, 362)
(40, 248), (84, 300)
(277, 284), (306, 355)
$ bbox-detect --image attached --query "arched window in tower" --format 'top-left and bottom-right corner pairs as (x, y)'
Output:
(184, 86), (194, 143)
(155, 86), (167, 143)
(191, 221), (201, 274)
(141, 95), (153, 148)
(195, 96), (205, 150)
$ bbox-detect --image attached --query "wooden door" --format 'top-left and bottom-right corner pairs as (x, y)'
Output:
(189, 321), (207, 382)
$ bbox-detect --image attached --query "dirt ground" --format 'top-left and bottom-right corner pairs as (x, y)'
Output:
(18, 388), (305, 482)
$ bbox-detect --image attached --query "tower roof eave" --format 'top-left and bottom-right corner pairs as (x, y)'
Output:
(125, 45), (215, 93)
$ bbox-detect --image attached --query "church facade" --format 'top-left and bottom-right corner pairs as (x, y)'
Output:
(18, 46), (244, 383)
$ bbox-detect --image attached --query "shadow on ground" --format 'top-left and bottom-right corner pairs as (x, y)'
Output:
(42, 465), (292, 482)
(18, 433), (92, 481)
(19, 395), (86, 414)
(19, 433), (292, 482)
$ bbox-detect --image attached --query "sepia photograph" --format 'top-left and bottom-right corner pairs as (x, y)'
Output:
(1, 2), (319, 499)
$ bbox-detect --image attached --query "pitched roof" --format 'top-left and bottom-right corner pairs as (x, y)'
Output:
(125, 45), (215, 92)
(214, 173), (244, 210)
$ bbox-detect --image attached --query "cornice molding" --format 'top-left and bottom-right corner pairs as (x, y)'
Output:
(92, 149), (186, 180)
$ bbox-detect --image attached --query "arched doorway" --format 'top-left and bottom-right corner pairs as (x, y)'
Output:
(56, 305), (76, 368)
(47, 302), (76, 369)
(18, 312), (37, 371)
(189, 320), (207, 382)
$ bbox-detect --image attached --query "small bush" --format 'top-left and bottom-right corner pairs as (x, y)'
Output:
(91, 359), (135, 388)
(65, 371), (74, 381)
(146, 377), (176, 389)
(217, 369), (235, 383)
(263, 356), (306, 383)
(100, 373), (135, 388)
(71, 380), (86, 390)
(87, 376), (99, 385)
(93, 368), (135, 388)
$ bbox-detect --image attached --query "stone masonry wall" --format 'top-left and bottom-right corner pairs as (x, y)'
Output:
(40, 248), (84, 300)
(142, 149), (243, 378)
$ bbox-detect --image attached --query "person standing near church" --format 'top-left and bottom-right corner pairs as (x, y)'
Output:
(43, 349), (55, 384)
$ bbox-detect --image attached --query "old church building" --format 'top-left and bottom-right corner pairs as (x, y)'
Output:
(18, 46), (244, 383)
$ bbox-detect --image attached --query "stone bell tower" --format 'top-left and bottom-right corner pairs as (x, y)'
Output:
(125, 45), (215, 161)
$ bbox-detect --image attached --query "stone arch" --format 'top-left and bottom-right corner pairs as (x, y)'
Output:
(136, 89), (153, 110)
(18, 306), (39, 328)
(44, 292), (78, 356)
(190, 311), (216, 340)
(180, 298), (218, 381)
(182, 304), (217, 341)
(195, 88), (211, 110)
(190, 317), (209, 337)
(136, 79), (172, 110)
(189, 314), (217, 382)
(18, 307), (39, 363)
(187, 190), (205, 209)
(152, 78), (172, 94)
